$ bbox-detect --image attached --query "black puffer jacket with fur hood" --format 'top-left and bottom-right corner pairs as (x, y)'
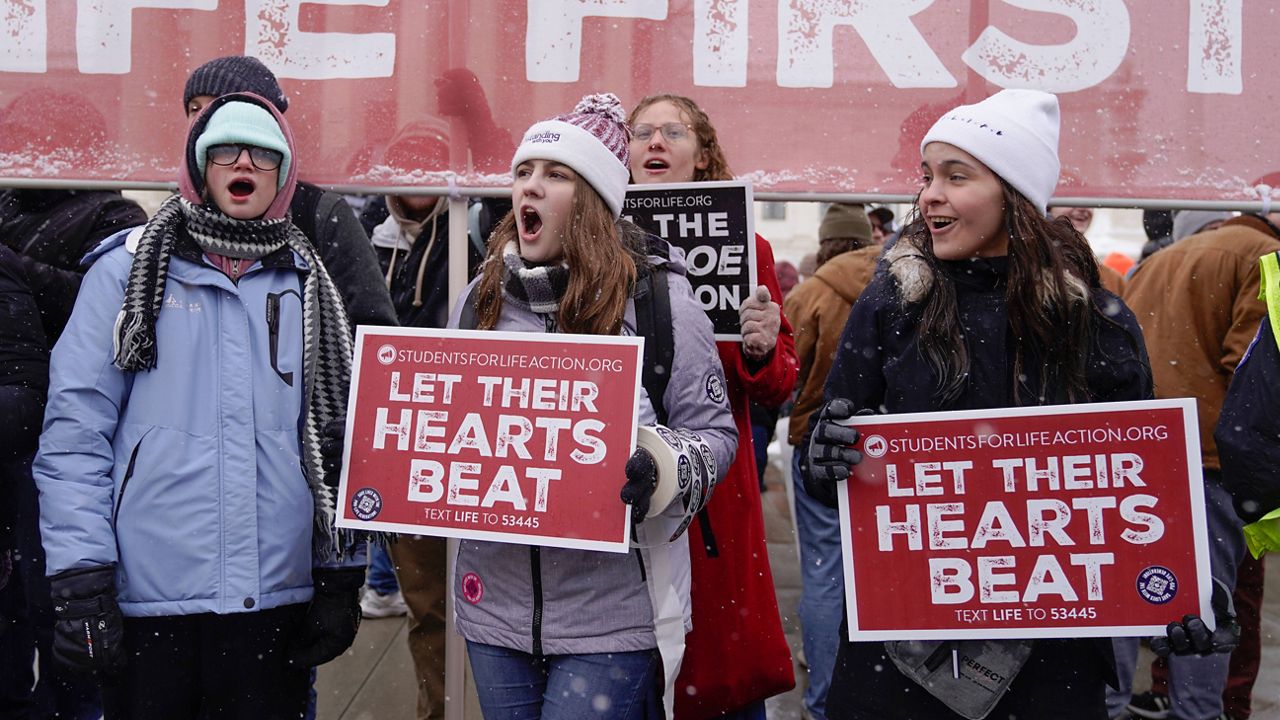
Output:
(823, 236), (1152, 414)
(816, 234), (1152, 718)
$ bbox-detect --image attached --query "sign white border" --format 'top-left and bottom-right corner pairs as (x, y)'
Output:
(337, 325), (645, 554)
(623, 180), (758, 342)
(836, 398), (1212, 641)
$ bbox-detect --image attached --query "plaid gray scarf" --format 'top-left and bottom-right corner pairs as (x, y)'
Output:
(113, 195), (359, 561)
(500, 241), (570, 313)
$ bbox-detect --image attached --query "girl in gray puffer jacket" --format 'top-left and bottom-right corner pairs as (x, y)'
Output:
(447, 94), (736, 719)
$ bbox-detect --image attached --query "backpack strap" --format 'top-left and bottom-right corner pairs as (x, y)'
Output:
(634, 267), (720, 553)
(467, 201), (491, 258)
(458, 281), (480, 331)
(635, 269), (673, 425)
(289, 181), (325, 247)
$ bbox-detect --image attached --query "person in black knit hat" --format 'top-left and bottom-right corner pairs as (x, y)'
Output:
(184, 56), (290, 115)
(184, 55), (395, 331)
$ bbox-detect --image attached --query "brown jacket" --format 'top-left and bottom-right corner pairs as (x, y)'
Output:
(783, 245), (880, 445)
(1099, 262), (1125, 296)
(1122, 216), (1280, 469)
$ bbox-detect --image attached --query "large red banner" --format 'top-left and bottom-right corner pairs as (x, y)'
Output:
(839, 399), (1213, 641)
(0, 1), (1275, 201)
(336, 327), (643, 553)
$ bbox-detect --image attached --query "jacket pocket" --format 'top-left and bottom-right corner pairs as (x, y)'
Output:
(112, 431), (149, 528)
(266, 290), (298, 387)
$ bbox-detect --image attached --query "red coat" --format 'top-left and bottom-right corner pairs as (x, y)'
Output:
(675, 235), (798, 717)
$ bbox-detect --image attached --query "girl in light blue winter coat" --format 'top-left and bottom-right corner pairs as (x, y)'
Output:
(34, 92), (363, 719)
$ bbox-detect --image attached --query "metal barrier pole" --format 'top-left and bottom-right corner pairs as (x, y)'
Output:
(0, 175), (1275, 213)
(444, 198), (469, 720)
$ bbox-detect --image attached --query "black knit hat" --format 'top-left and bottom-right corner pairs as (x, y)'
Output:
(183, 56), (288, 114)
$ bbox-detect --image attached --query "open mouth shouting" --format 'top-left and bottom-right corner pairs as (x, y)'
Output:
(637, 156), (671, 178)
(518, 205), (543, 243)
(227, 177), (257, 200)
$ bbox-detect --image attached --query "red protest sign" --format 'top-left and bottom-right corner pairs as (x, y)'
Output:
(336, 327), (643, 553)
(839, 400), (1212, 641)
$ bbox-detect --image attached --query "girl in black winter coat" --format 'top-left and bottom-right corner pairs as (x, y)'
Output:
(806, 90), (1153, 719)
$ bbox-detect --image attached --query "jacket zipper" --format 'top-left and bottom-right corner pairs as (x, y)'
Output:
(530, 546), (544, 655)
(112, 437), (145, 527)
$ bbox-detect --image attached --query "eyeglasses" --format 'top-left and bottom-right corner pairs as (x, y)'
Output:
(630, 122), (693, 143)
(207, 144), (284, 172)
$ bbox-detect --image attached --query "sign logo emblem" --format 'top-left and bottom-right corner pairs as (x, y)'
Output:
(863, 434), (888, 458)
(351, 488), (383, 521)
(376, 344), (396, 365)
(1137, 566), (1178, 604)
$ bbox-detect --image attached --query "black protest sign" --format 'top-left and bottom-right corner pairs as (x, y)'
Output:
(622, 181), (758, 340)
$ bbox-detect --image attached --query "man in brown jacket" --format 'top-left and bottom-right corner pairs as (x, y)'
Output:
(1116, 215), (1280, 720)
(782, 203), (880, 720)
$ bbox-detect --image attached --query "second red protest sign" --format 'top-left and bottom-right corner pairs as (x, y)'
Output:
(336, 327), (643, 553)
(839, 399), (1212, 640)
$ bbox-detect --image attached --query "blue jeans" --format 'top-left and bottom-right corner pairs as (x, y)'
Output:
(1106, 469), (1245, 720)
(366, 543), (399, 595)
(792, 451), (845, 720)
(466, 641), (660, 720)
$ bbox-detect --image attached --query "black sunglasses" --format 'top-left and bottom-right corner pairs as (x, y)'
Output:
(207, 144), (284, 172)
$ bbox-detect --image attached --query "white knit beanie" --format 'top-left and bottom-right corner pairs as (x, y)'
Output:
(920, 89), (1061, 214)
(511, 93), (630, 219)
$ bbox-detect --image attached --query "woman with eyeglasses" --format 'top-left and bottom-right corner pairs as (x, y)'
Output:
(627, 95), (798, 720)
(32, 92), (366, 718)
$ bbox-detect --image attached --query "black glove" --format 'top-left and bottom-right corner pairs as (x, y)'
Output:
(804, 399), (864, 508)
(1151, 578), (1240, 657)
(620, 447), (658, 525)
(320, 416), (346, 478)
(287, 567), (364, 667)
(49, 564), (126, 674)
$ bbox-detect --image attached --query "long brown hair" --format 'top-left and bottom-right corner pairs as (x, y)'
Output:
(474, 175), (644, 335)
(628, 94), (732, 182)
(906, 181), (1102, 405)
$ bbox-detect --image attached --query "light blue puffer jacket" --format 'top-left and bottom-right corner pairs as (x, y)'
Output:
(33, 225), (352, 617)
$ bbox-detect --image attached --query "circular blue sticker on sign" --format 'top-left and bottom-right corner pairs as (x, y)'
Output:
(1136, 565), (1178, 604)
(351, 488), (383, 521)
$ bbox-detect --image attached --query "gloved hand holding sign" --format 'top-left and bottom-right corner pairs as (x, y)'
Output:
(804, 398), (863, 508)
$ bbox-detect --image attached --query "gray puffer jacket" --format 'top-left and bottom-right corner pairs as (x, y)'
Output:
(447, 239), (736, 657)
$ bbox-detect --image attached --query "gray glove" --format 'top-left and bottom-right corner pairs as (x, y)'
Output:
(804, 399), (863, 508)
(1151, 578), (1240, 657)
